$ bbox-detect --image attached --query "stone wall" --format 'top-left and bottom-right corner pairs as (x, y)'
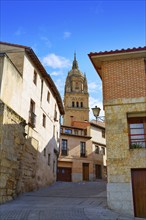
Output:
(105, 97), (146, 216)
(0, 101), (55, 204)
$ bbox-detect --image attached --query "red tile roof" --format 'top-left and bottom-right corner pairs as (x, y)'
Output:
(88, 46), (146, 57)
(72, 121), (90, 129)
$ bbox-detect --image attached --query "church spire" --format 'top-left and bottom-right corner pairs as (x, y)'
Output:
(72, 52), (79, 69)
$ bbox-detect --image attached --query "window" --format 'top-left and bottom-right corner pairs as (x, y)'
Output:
(128, 117), (146, 148)
(47, 91), (50, 102)
(28, 99), (36, 128)
(95, 145), (100, 154)
(76, 102), (79, 107)
(75, 82), (79, 89)
(72, 101), (75, 107)
(53, 125), (55, 136)
(54, 104), (57, 121)
(74, 129), (78, 135)
(81, 102), (83, 108)
(44, 148), (46, 156)
(42, 114), (46, 127)
(102, 129), (105, 138)
(48, 153), (51, 165)
(33, 71), (37, 85)
(40, 80), (43, 102)
(64, 129), (72, 134)
(84, 129), (87, 136)
(80, 142), (86, 157)
(62, 139), (68, 156)
(101, 147), (105, 155)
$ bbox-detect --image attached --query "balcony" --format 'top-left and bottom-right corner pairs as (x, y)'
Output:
(61, 150), (68, 156)
(28, 111), (36, 128)
(80, 153), (86, 157)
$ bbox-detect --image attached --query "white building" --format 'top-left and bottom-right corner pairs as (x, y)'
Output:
(0, 42), (64, 203)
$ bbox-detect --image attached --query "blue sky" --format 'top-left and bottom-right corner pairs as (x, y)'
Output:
(1, 0), (146, 119)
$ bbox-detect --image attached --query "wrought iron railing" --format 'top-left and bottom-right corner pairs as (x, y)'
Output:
(28, 111), (36, 128)
(61, 150), (68, 156)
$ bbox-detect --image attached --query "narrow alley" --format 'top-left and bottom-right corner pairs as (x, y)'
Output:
(0, 181), (144, 220)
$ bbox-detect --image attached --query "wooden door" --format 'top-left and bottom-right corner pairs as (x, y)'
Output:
(95, 164), (102, 179)
(57, 167), (72, 182)
(83, 163), (89, 181)
(131, 169), (146, 218)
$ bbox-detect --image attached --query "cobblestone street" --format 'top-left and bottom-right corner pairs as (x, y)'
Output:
(0, 181), (144, 220)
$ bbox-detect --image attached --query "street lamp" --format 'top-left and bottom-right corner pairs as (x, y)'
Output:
(91, 106), (105, 122)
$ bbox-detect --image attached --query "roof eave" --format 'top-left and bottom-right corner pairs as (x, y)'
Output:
(88, 48), (146, 80)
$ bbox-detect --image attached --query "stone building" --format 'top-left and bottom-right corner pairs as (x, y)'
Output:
(0, 42), (64, 203)
(88, 46), (146, 218)
(63, 53), (89, 125)
(57, 54), (106, 182)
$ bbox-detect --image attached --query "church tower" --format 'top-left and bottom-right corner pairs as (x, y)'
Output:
(63, 53), (89, 126)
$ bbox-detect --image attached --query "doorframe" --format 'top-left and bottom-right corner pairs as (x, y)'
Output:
(82, 163), (89, 181)
(131, 168), (146, 217)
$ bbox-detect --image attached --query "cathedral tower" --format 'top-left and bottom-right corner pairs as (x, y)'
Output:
(63, 53), (89, 126)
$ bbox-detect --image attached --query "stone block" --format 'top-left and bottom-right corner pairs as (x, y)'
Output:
(0, 188), (6, 196)
(6, 179), (15, 190)
(0, 174), (7, 188)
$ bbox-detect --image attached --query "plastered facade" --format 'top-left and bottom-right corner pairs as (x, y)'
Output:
(58, 119), (106, 182)
(0, 42), (64, 203)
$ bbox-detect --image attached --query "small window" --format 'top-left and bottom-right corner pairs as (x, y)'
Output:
(48, 153), (51, 165)
(40, 80), (43, 102)
(128, 117), (146, 148)
(101, 147), (105, 155)
(54, 104), (57, 121)
(42, 114), (46, 127)
(47, 91), (50, 102)
(33, 71), (37, 85)
(53, 125), (55, 136)
(84, 129), (87, 136)
(29, 99), (36, 128)
(65, 129), (72, 134)
(62, 139), (68, 156)
(74, 129), (78, 135)
(44, 148), (46, 156)
(81, 102), (83, 108)
(95, 145), (100, 154)
(75, 82), (79, 89)
(102, 129), (105, 138)
(80, 142), (86, 157)
(72, 101), (75, 107)
(76, 102), (79, 107)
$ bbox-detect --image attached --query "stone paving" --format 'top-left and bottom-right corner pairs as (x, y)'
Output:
(0, 181), (145, 220)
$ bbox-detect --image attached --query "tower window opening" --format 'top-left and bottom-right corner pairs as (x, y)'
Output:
(72, 101), (75, 107)
(75, 82), (79, 90)
(81, 102), (83, 108)
(76, 102), (79, 107)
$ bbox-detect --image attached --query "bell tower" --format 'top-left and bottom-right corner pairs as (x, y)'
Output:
(63, 53), (89, 126)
